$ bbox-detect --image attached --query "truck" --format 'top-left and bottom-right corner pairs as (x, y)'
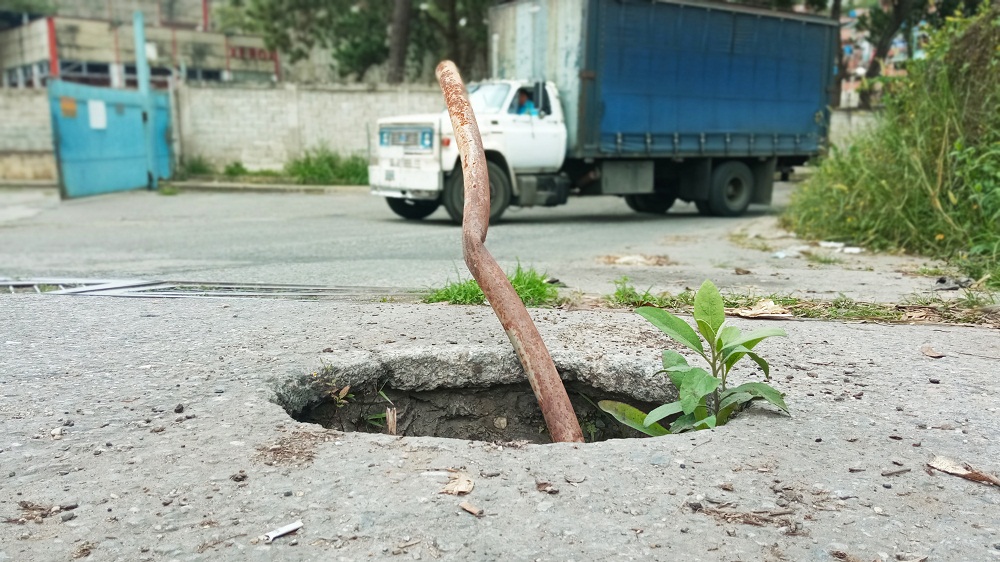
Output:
(369, 0), (837, 223)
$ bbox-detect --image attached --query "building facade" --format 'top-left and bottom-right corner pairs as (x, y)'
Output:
(0, 0), (278, 89)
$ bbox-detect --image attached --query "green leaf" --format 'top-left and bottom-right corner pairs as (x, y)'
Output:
(669, 413), (698, 433)
(678, 369), (720, 415)
(718, 391), (754, 412)
(637, 307), (704, 357)
(724, 382), (789, 414)
(722, 328), (786, 371)
(661, 350), (692, 372)
(720, 328), (787, 356)
(696, 318), (717, 351)
(717, 324), (741, 349)
(694, 415), (717, 429)
(598, 400), (670, 436)
(644, 401), (684, 426)
(694, 280), (726, 336)
(722, 345), (771, 378)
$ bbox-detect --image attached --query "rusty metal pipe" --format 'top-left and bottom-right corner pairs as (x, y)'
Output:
(435, 61), (584, 443)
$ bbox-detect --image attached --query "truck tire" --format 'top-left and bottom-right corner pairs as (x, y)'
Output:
(443, 160), (511, 224)
(624, 193), (676, 214)
(694, 200), (713, 216)
(708, 161), (754, 217)
(386, 198), (440, 220)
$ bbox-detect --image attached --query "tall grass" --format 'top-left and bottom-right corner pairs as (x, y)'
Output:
(783, 5), (1000, 287)
(285, 147), (368, 185)
(424, 264), (559, 307)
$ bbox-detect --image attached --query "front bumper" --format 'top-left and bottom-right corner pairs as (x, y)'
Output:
(368, 164), (442, 200)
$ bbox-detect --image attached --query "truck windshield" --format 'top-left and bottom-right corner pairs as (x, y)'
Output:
(467, 83), (511, 114)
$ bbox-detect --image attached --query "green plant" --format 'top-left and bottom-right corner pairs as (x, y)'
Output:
(285, 147), (368, 185)
(424, 264), (558, 307)
(803, 252), (843, 265)
(600, 280), (789, 435)
(224, 161), (249, 177)
(157, 185), (180, 196)
(179, 155), (214, 176)
(783, 5), (1000, 289)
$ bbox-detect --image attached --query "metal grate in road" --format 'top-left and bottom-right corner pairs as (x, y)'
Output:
(0, 279), (422, 302)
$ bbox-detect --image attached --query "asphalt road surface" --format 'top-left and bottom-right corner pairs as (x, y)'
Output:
(0, 184), (937, 301)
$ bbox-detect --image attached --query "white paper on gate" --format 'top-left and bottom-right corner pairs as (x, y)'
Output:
(88, 100), (107, 130)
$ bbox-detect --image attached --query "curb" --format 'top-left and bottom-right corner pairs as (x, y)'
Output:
(166, 181), (369, 194)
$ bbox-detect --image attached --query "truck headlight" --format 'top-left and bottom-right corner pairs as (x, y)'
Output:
(420, 130), (433, 150)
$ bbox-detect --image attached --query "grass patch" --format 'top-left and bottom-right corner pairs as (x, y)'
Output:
(157, 185), (180, 196)
(728, 231), (774, 253)
(285, 147), (368, 185)
(424, 264), (559, 307)
(782, 5), (1000, 289)
(802, 252), (843, 265)
(179, 155), (214, 177)
(224, 161), (249, 177)
(604, 278), (998, 326)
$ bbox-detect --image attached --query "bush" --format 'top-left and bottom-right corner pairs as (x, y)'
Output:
(224, 161), (249, 177)
(178, 155), (214, 177)
(285, 147), (368, 185)
(783, 5), (1000, 287)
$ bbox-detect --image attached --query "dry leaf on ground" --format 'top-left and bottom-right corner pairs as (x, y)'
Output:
(920, 344), (946, 358)
(728, 299), (793, 319)
(440, 470), (475, 495)
(598, 254), (674, 266)
(927, 456), (1000, 487)
(459, 501), (484, 517)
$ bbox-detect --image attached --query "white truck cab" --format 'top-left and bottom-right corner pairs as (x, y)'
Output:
(369, 80), (568, 223)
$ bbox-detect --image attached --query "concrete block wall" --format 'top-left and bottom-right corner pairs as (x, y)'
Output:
(176, 83), (443, 170)
(0, 88), (56, 180)
(829, 109), (877, 150)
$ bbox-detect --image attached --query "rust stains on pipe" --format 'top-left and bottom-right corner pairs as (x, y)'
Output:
(435, 61), (584, 443)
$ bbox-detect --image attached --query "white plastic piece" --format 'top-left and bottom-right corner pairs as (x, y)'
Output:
(260, 520), (303, 544)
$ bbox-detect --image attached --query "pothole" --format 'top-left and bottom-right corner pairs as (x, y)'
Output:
(271, 348), (677, 444)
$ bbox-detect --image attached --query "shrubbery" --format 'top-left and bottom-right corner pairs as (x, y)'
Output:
(784, 5), (1000, 287)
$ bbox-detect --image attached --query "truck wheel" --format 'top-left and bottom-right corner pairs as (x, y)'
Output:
(624, 193), (676, 214)
(708, 161), (754, 217)
(386, 197), (440, 220)
(694, 200), (714, 216)
(443, 160), (511, 224)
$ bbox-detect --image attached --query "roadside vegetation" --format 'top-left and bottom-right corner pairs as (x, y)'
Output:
(606, 277), (997, 327)
(784, 5), (1000, 289)
(172, 148), (369, 186)
(424, 264), (559, 307)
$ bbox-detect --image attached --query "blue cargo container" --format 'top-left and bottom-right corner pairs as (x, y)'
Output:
(489, 0), (837, 216)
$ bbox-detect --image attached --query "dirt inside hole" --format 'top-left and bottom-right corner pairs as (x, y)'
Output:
(292, 381), (661, 444)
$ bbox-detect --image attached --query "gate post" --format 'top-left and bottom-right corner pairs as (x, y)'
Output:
(133, 11), (158, 190)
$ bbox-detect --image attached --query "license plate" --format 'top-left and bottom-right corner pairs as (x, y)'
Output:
(385, 169), (395, 181)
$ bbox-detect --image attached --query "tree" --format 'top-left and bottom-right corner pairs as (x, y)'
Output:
(387, 0), (412, 84)
(245, 0), (392, 80)
(239, 0), (492, 82)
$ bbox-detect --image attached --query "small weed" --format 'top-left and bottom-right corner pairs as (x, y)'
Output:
(158, 185), (180, 196)
(179, 155), (214, 177)
(600, 280), (788, 435)
(803, 252), (843, 265)
(606, 276), (693, 308)
(424, 264), (558, 307)
(425, 278), (485, 305)
(224, 161), (249, 177)
(729, 232), (774, 253)
(913, 266), (951, 277)
(286, 146), (368, 185)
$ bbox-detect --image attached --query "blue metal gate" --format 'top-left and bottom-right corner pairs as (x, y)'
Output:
(47, 81), (172, 198)
(46, 11), (171, 199)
